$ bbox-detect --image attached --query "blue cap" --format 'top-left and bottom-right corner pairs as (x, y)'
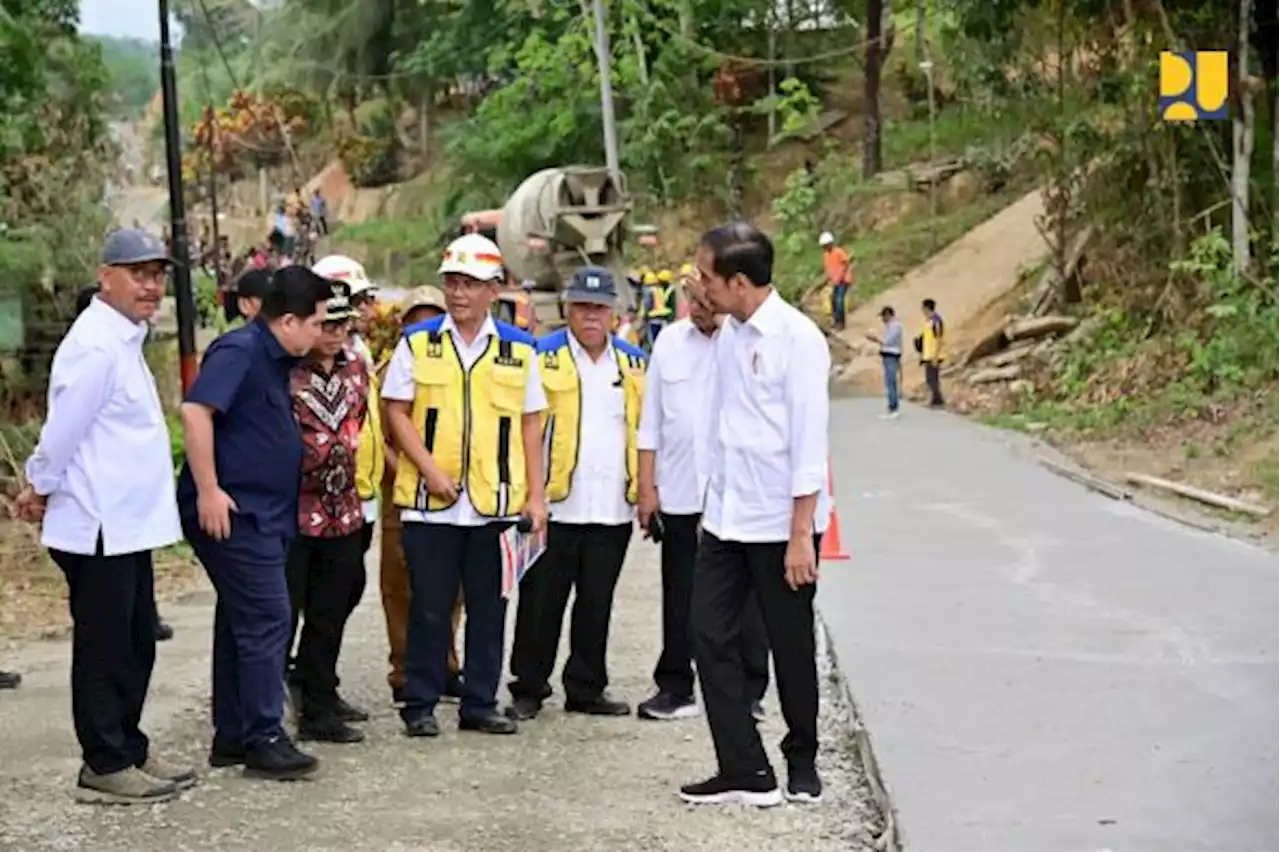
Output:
(563, 265), (617, 306)
(101, 227), (174, 266)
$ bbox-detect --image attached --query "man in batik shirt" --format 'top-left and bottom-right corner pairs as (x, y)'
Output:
(284, 284), (372, 744)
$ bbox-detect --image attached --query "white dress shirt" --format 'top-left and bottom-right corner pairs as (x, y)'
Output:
(381, 314), (546, 526)
(25, 297), (182, 556)
(550, 332), (634, 526)
(636, 317), (718, 515)
(702, 289), (831, 543)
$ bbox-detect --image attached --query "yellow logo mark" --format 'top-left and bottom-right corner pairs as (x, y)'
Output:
(1159, 51), (1229, 121)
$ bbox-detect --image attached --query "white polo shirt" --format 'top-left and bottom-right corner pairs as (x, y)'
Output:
(381, 314), (546, 526)
(702, 289), (831, 543)
(549, 332), (634, 526)
(636, 317), (718, 515)
(25, 297), (182, 556)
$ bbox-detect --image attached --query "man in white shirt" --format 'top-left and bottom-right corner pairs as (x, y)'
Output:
(679, 222), (831, 809)
(635, 286), (771, 722)
(506, 266), (648, 721)
(381, 233), (548, 738)
(12, 228), (196, 805)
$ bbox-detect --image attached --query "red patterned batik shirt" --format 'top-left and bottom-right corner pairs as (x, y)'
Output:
(291, 348), (370, 538)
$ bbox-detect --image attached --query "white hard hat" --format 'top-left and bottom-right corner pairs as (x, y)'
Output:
(312, 254), (376, 297)
(439, 233), (503, 282)
(818, 232), (835, 247)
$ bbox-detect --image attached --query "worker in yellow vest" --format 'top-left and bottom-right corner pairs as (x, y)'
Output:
(507, 265), (646, 721)
(381, 233), (549, 737)
(646, 268), (676, 345)
(358, 286), (465, 706)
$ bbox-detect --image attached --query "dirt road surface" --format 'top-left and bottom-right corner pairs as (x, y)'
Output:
(0, 538), (883, 852)
(836, 188), (1048, 394)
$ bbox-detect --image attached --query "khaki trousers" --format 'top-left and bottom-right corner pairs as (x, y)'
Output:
(379, 480), (464, 689)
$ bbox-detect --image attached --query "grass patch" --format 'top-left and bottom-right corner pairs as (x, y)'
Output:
(329, 215), (444, 286)
(881, 97), (1052, 170)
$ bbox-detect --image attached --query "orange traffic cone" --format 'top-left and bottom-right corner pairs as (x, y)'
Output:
(819, 463), (850, 562)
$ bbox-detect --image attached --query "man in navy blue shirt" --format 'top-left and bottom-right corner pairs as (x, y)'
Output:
(178, 265), (333, 781)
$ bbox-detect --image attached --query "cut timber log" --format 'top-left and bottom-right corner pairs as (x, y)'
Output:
(1124, 473), (1272, 518)
(1038, 457), (1133, 501)
(909, 158), (966, 191)
(986, 343), (1040, 367)
(1006, 315), (1078, 342)
(1030, 225), (1094, 315)
(968, 365), (1022, 384)
(961, 325), (1011, 366)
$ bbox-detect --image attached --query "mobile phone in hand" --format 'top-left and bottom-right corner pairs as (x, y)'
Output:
(647, 513), (665, 543)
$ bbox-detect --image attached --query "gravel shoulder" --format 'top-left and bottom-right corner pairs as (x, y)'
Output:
(0, 534), (885, 852)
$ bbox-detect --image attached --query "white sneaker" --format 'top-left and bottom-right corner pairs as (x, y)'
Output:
(878, 410), (900, 421)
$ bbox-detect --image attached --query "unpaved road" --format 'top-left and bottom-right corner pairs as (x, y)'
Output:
(0, 538), (884, 852)
(836, 188), (1048, 392)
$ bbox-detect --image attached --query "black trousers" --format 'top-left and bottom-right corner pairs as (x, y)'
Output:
(925, 361), (945, 405)
(509, 522), (632, 703)
(401, 522), (509, 720)
(692, 531), (823, 780)
(655, 513), (769, 702)
(48, 541), (156, 775)
(285, 530), (366, 718)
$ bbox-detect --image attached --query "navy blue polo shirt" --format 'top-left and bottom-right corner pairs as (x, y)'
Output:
(176, 319), (303, 538)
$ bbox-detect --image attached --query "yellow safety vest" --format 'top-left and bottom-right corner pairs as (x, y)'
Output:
(355, 370), (385, 501)
(537, 330), (646, 505)
(391, 317), (537, 516)
(648, 284), (674, 319)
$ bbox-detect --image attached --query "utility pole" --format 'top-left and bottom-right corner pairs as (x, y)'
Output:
(920, 58), (938, 249)
(591, 0), (621, 181)
(159, 0), (198, 392)
(206, 106), (223, 292)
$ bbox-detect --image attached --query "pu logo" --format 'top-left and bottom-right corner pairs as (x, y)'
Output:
(1159, 51), (1229, 121)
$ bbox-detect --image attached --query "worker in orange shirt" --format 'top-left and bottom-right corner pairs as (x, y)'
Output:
(819, 232), (853, 331)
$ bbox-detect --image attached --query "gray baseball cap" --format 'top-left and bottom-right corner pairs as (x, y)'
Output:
(101, 227), (174, 267)
(563, 265), (617, 306)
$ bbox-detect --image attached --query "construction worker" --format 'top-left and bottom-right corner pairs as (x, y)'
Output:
(918, 298), (945, 408)
(382, 233), (548, 737)
(369, 286), (466, 706)
(507, 266), (646, 721)
(646, 269), (676, 343)
(819, 232), (853, 331)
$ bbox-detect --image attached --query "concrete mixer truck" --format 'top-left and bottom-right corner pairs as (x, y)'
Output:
(459, 165), (637, 330)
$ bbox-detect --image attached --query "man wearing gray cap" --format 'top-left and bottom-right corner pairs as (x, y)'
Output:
(507, 265), (647, 720)
(11, 227), (197, 804)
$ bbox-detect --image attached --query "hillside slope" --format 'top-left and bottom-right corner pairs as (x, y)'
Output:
(834, 188), (1048, 392)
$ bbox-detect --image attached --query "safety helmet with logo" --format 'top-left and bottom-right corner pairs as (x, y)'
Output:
(818, 232), (835, 247)
(313, 254), (377, 298)
(439, 233), (504, 281)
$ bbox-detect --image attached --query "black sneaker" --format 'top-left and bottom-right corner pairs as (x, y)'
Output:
(786, 766), (823, 804)
(637, 692), (699, 721)
(154, 619), (175, 642)
(208, 739), (246, 768)
(243, 736), (319, 781)
(403, 715), (440, 738)
(564, 694), (630, 717)
(442, 673), (465, 702)
(459, 711), (518, 735)
(504, 696), (543, 721)
(0, 670), (20, 690)
(334, 696), (369, 723)
(678, 772), (783, 807)
(297, 716), (365, 744)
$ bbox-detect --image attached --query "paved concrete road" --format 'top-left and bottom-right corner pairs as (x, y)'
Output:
(820, 398), (1278, 852)
(0, 538), (883, 851)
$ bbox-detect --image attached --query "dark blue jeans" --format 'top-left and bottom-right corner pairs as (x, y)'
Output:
(831, 284), (849, 328)
(881, 354), (901, 412)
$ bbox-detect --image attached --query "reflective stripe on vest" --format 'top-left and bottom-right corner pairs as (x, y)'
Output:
(391, 322), (535, 516)
(538, 335), (646, 505)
